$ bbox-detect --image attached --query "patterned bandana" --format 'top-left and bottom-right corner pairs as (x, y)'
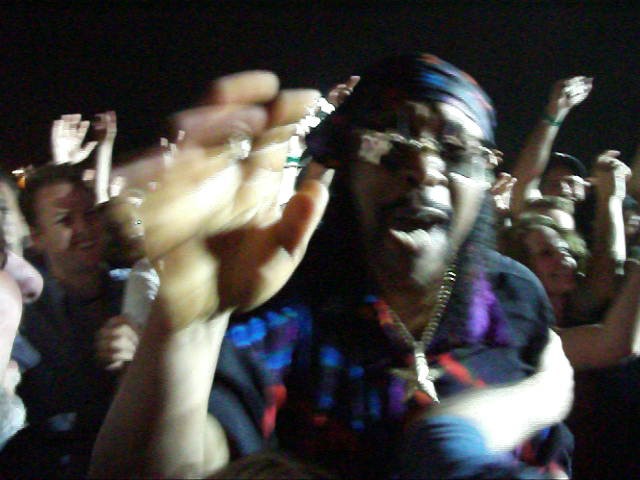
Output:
(306, 53), (496, 168)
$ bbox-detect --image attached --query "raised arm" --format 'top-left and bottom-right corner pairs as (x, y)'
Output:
(585, 150), (630, 301)
(422, 330), (573, 454)
(510, 77), (592, 217)
(93, 111), (117, 204)
(89, 71), (329, 479)
(559, 259), (640, 369)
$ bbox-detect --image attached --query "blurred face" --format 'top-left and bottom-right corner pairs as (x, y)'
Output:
(349, 100), (490, 290)
(526, 205), (576, 231)
(523, 226), (577, 296)
(540, 166), (586, 202)
(0, 182), (28, 256)
(105, 193), (146, 265)
(31, 181), (105, 276)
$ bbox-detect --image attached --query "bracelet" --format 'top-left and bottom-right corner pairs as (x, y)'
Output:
(542, 112), (562, 127)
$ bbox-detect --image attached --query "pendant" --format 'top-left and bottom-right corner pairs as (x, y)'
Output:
(414, 350), (439, 403)
(389, 350), (440, 404)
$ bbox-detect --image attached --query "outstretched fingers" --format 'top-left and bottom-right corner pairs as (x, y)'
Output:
(275, 177), (329, 258)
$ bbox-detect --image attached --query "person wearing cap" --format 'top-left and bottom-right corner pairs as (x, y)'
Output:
(538, 152), (589, 204)
(510, 76), (592, 218)
(91, 57), (574, 479)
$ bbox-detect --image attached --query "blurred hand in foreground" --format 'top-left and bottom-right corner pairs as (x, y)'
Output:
(112, 71), (330, 330)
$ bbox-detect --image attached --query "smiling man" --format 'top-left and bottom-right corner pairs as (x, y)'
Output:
(91, 57), (574, 479)
(0, 164), (136, 478)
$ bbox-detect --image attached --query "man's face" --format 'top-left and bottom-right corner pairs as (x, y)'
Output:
(540, 166), (586, 202)
(31, 181), (105, 274)
(348, 101), (489, 290)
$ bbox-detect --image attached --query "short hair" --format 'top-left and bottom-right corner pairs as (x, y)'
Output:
(500, 213), (588, 275)
(19, 164), (90, 227)
(524, 195), (575, 215)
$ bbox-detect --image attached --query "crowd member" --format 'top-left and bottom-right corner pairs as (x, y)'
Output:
(502, 160), (640, 478)
(501, 213), (640, 367)
(91, 58), (574, 479)
(509, 76), (592, 218)
(0, 164), (138, 477)
(107, 188), (159, 329)
(0, 173), (30, 257)
(0, 183), (43, 449)
(519, 196), (576, 231)
(508, 152), (629, 320)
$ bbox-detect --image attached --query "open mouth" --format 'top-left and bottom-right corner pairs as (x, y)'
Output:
(390, 206), (450, 231)
(386, 206), (451, 253)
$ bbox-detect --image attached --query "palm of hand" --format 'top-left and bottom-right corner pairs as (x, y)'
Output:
(51, 114), (97, 164)
(119, 76), (327, 330)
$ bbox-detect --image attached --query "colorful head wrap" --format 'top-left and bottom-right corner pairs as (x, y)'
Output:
(306, 53), (496, 168)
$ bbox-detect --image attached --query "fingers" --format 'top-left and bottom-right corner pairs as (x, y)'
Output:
(267, 89), (321, 127)
(95, 319), (141, 369)
(154, 237), (218, 327)
(562, 76), (593, 98)
(275, 176), (329, 257)
(139, 149), (245, 260)
(74, 140), (99, 163)
(550, 76), (593, 109)
(328, 75), (360, 107)
(299, 161), (335, 190)
(595, 149), (623, 169)
(173, 104), (268, 148)
(345, 75), (361, 90)
(61, 113), (82, 123)
(76, 119), (91, 140)
(207, 70), (280, 105)
(490, 172), (516, 195)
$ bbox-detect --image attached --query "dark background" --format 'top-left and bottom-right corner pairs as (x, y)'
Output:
(2, 1), (639, 173)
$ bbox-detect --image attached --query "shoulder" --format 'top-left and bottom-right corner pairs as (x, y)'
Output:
(486, 250), (548, 300)
(485, 250), (556, 337)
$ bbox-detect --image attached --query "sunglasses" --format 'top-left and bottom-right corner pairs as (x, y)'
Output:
(353, 128), (498, 181)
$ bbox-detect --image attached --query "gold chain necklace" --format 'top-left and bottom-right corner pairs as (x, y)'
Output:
(387, 260), (457, 403)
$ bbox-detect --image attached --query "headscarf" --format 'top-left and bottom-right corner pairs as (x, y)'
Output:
(306, 53), (496, 168)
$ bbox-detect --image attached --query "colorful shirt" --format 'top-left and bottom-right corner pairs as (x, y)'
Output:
(212, 251), (572, 478)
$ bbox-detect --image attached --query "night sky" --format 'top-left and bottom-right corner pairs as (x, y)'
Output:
(2, 2), (640, 173)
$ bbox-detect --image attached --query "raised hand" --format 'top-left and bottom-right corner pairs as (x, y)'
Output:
(95, 314), (140, 371)
(94, 111), (117, 143)
(327, 75), (360, 107)
(590, 150), (631, 200)
(547, 76), (593, 119)
(490, 172), (517, 215)
(51, 114), (98, 165)
(94, 111), (118, 204)
(113, 72), (329, 330)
